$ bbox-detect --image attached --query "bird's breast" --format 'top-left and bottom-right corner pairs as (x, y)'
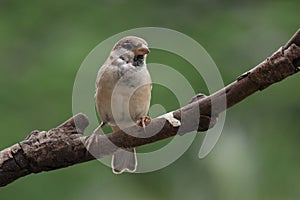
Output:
(96, 64), (151, 126)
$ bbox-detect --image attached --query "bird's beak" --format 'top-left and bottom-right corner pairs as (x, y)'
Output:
(135, 44), (150, 55)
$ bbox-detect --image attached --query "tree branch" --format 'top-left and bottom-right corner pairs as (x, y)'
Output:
(1, 29), (300, 187)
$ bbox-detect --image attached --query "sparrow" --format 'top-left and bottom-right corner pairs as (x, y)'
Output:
(86, 36), (152, 174)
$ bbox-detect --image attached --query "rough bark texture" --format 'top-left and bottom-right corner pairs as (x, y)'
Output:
(1, 29), (300, 187)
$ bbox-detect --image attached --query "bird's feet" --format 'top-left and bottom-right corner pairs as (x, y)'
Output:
(85, 122), (105, 151)
(137, 116), (151, 129)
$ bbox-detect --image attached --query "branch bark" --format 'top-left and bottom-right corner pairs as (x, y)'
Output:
(1, 29), (300, 187)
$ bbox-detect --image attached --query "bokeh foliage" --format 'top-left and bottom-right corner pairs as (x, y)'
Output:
(1, 0), (300, 199)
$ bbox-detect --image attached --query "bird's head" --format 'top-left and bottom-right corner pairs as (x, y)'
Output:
(111, 36), (150, 67)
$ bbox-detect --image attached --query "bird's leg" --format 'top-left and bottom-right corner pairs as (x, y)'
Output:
(85, 122), (106, 150)
(137, 116), (151, 130)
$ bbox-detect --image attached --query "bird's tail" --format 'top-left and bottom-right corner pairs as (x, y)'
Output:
(111, 125), (137, 174)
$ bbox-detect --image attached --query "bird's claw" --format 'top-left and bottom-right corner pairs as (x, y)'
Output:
(85, 122), (105, 151)
(137, 116), (151, 129)
(85, 131), (99, 151)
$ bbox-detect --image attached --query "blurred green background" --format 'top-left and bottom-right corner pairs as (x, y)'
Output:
(1, 0), (300, 199)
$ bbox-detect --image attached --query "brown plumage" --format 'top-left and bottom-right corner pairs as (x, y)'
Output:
(87, 36), (152, 174)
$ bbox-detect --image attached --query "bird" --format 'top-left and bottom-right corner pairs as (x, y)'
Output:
(86, 36), (152, 174)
